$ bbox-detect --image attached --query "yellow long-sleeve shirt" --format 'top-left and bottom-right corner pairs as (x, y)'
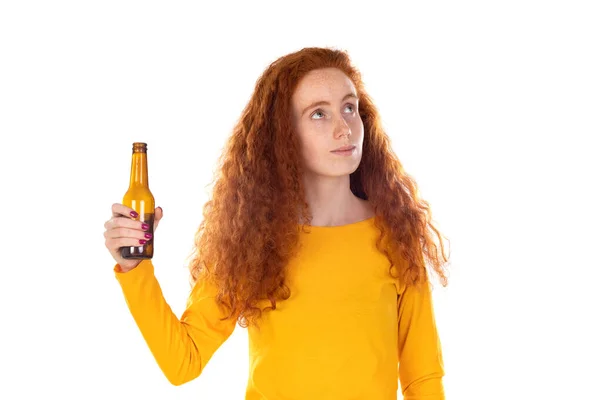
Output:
(114, 216), (445, 399)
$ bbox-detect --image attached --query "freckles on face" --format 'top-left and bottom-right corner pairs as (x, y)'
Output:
(291, 68), (364, 175)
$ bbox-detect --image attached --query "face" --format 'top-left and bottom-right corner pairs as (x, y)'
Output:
(291, 68), (364, 179)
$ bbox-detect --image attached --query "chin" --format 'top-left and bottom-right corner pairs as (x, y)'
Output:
(320, 166), (360, 177)
(305, 159), (361, 178)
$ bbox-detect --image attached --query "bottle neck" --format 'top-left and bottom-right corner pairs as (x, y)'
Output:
(129, 152), (149, 187)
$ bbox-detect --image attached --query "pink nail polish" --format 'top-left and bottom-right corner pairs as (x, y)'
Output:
(139, 239), (146, 245)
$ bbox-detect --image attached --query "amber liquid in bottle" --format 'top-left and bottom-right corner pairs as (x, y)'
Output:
(120, 142), (155, 260)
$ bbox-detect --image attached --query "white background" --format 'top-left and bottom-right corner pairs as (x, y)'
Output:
(1, 1), (598, 399)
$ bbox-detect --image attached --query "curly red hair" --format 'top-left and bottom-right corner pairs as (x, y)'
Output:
(186, 47), (450, 329)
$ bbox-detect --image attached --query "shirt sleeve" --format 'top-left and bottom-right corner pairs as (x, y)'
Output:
(397, 277), (446, 400)
(114, 259), (237, 386)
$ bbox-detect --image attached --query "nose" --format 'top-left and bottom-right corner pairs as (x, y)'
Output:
(334, 114), (351, 139)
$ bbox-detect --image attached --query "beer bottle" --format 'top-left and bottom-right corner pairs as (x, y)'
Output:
(120, 142), (155, 259)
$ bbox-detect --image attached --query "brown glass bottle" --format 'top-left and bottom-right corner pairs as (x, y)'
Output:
(120, 142), (155, 260)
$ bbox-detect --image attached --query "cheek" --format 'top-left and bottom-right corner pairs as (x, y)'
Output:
(301, 137), (326, 161)
(297, 122), (324, 149)
(351, 117), (364, 135)
(298, 136), (329, 170)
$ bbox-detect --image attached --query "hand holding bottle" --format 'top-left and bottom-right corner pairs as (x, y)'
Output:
(105, 142), (158, 272)
(104, 204), (163, 272)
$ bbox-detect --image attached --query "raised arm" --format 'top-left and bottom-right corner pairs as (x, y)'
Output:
(397, 278), (445, 400)
(114, 259), (237, 386)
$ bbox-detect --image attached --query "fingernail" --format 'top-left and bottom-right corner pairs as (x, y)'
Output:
(139, 239), (146, 245)
(130, 211), (139, 218)
(144, 233), (152, 239)
(141, 223), (149, 230)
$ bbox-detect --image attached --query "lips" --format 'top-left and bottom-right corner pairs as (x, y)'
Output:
(331, 145), (356, 152)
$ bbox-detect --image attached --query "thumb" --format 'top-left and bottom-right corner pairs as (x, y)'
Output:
(154, 206), (163, 230)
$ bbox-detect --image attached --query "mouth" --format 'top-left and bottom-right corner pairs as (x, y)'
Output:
(331, 145), (356, 153)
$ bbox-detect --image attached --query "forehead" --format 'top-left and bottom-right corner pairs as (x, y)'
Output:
(292, 68), (357, 103)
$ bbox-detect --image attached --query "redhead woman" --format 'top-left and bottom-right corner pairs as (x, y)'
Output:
(103, 46), (450, 400)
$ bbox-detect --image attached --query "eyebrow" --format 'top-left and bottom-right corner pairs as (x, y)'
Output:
(301, 93), (358, 116)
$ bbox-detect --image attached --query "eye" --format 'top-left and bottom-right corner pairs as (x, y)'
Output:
(344, 104), (356, 113)
(311, 109), (325, 120)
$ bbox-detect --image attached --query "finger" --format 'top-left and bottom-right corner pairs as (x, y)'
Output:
(155, 206), (163, 221)
(112, 203), (139, 219)
(106, 237), (149, 251)
(106, 226), (153, 241)
(105, 216), (150, 231)
(154, 206), (163, 230)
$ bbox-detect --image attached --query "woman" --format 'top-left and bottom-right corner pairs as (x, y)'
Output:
(104, 46), (450, 399)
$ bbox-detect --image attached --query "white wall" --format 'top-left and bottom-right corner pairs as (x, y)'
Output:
(0, 1), (598, 399)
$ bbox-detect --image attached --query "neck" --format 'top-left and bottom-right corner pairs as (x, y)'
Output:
(129, 152), (148, 187)
(301, 173), (365, 226)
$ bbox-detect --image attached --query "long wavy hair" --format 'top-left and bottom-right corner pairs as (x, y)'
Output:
(186, 46), (450, 329)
